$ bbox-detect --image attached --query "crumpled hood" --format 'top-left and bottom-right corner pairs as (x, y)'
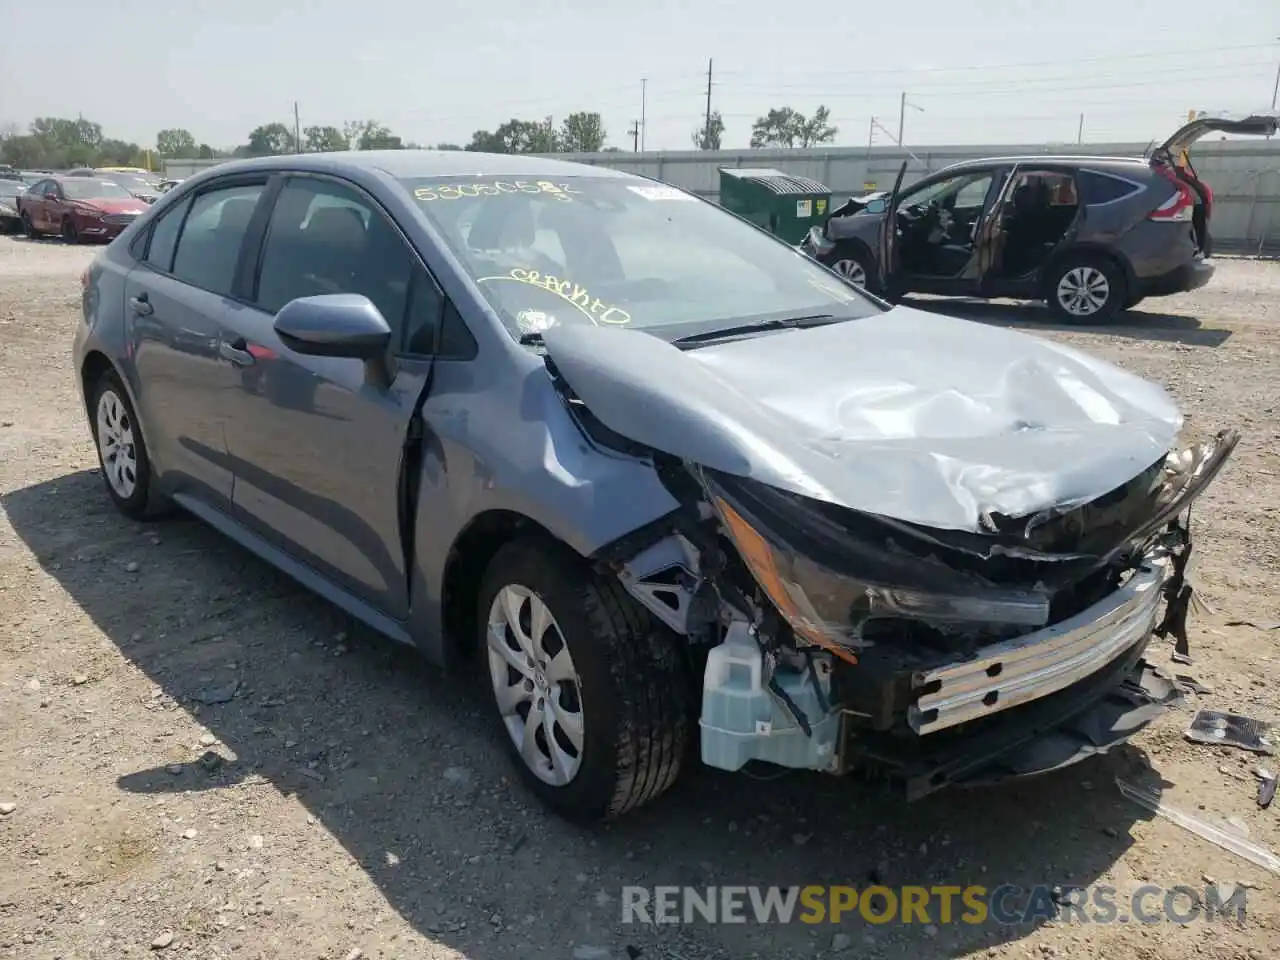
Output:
(541, 305), (1184, 533)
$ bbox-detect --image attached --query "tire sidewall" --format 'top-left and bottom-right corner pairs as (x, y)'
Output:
(1046, 253), (1125, 324)
(89, 371), (154, 519)
(22, 213), (37, 238)
(62, 218), (78, 245)
(476, 540), (648, 821)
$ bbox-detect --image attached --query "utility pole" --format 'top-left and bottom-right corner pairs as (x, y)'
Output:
(1077, 113), (1084, 145)
(640, 78), (648, 151)
(704, 58), (714, 148)
(629, 121), (641, 152)
(866, 116), (875, 159)
(897, 92), (906, 150)
(294, 102), (301, 153)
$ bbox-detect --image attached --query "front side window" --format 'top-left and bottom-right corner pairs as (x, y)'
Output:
(255, 178), (414, 346)
(170, 183), (266, 297)
(400, 175), (881, 342)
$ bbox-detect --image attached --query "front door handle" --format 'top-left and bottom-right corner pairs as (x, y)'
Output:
(219, 337), (256, 367)
(129, 293), (153, 316)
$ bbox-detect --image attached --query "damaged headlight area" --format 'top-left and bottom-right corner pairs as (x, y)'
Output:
(604, 429), (1238, 799)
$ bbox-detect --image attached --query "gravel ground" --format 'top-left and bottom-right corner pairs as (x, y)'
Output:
(1, 235), (1278, 960)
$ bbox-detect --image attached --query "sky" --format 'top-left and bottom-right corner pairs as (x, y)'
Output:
(2, 0), (1278, 154)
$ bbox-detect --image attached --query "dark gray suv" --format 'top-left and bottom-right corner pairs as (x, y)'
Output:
(800, 111), (1278, 323)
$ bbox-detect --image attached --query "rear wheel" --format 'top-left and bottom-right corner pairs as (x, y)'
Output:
(827, 243), (877, 293)
(1045, 253), (1125, 324)
(89, 370), (167, 520)
(478, 537), (692, 822)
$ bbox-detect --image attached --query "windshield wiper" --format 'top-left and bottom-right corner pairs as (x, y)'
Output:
(670, 314), (841, 347)
(518, 331), (545, 345)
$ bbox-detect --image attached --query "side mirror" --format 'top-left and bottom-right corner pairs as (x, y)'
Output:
(862, 198), (887, 215)
(274, 294), (392, 360)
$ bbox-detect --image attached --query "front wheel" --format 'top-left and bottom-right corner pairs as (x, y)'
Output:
(826, 242), (877, 292)
(61, 218), (80, 245)
(478, 537), (692, 822)
(21, 212), (40, 239)
(1045, 253), (1125, 324)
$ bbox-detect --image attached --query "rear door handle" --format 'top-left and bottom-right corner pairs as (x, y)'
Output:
(220, 337), (256, 367)
(129, 293), (153, 316)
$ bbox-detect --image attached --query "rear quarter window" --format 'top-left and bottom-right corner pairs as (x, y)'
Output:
(1080, 171), (1143, 205)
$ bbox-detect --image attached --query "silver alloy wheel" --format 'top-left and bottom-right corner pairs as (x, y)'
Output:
(1055, 266), (1111, 316)
(486, 584), (585, 786)
(832, 258), (868, 287)
(95, 388), (138, 500)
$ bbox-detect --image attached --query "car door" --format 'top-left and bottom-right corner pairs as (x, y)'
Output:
(975, 164), (1022, 283)
(876, 161), (909, 293)
(24, 180), (49, 228)
(123, 176), (271, 507)
(221, 173), (446, 620)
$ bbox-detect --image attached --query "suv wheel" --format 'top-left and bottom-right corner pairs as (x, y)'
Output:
(827, 243), (875, 292)
(478, 537), (691, 822)
(1045, 253), (1125, 324)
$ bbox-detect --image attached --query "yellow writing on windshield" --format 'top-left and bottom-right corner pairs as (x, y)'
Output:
(414, 181), (583, 202)
(477, 268), (632, 325)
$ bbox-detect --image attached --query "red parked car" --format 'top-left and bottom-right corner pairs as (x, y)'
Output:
(16, 176), (150, 244)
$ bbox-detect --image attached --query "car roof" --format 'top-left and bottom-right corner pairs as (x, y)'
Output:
(193, 149), (637, 181)
(935, 155), (1150, 175)
(51, 176), (119, 185)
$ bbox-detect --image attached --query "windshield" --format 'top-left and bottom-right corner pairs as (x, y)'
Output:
(401, 175), (881, 341)
(63, 180), (135, 200)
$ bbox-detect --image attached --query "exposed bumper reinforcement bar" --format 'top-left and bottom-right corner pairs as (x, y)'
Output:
(909, 553), (1171, 735)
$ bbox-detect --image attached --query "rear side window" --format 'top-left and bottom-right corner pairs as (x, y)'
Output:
(171, 183), (266, 297)
(142, 197), (191, 273)
(1080, 171), (1142, 205)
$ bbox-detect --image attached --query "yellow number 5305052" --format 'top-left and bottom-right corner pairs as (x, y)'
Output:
(413, 181), (581, 202)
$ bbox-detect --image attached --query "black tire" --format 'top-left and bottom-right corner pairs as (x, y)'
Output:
(825, 242), (878, 293)
(477, 536), (692, 822)
(61, 218), (80, 245)
(1044, 252), (1126, 324)
(1124, 293), (1146, 311)
(88, 370), (167, 520)
(21, 212), (40, 239)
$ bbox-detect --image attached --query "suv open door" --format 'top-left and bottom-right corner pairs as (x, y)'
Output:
(876, 160), (909, 294)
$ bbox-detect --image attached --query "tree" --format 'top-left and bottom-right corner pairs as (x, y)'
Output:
(356, 122), (403, 150)
(559, 112), (606, 153)
(467, 119), (558, 154)
(303, 125), (348, 152)
(435, 143), (463, 151)
(156, 128), (197, 158)
(796, 106), (837, 148)
(691, 111), (725, 150)
(246, 122), (296, 156)
(749, 106), (838, 149)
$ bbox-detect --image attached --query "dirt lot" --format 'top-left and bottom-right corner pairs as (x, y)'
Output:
(1, 235), (1278, 960)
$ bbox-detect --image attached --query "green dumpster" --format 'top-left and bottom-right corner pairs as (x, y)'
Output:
(717, 168), (832, 244)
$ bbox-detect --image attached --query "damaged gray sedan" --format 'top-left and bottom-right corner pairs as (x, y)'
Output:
(73, 151), (1235, 822)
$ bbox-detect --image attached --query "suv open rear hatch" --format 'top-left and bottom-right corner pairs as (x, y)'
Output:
(1148, 111), (1280, 254)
